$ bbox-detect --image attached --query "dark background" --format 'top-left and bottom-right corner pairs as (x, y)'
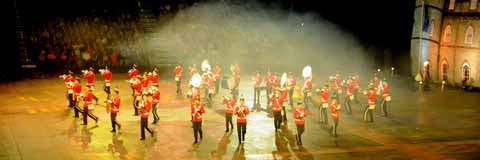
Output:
(8, 0), (416, 80)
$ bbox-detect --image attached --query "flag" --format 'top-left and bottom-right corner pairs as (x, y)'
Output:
(422, 2), (430, 32)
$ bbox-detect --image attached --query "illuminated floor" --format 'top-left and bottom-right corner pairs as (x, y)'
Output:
(0, 75), (479, 160)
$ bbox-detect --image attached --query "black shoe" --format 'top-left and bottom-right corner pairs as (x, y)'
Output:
(140, 138), (145, 140)
(194, 140), (198, 144)
(110, 130), (116, 133)
(151, 131), (155, 137)
(225, 129), (229, 132)
(118, 125), (121, 130)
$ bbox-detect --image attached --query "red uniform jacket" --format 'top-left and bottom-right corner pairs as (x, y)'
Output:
(110, 95), (120, 113)
(213, 66), (222, 81)
(64, 75), (74, 92)
(129, 68), (138, 79)
(302, 79), (312, 92)
(73, 82), (82, 100)
(279, 87), (288, 103)
(223, 97), (235, 114)
(254, 75), (262, 88)
(133, 81), (142, 96)
(189, 68), (197, 77)
(272, 97), (283, 112)
(174, 66), (183, 77)
(234, 105), (249, 123)
(367, 90), (376, 105)
(382, 83), (389, 98)
(354, 75), (361, 89)
(330, 102), (340, 119)
(266, 74), (274, 88)
(102, 70), (112, 82)
(152, 90), (161, 104)
(191, 104), (205, 122)
(83, 90), (93, 107)
(346, 83), (354, 96)
(150, 72), (159, 86)
(191, 88), (201, 103)
(319, 89), (329, 104)
(294, 107), (306, 124)
(140, 100), (152, 118)
(141, 79), (149, 89)
(287, 78), (296, 89)
(84, 71), (95, 86)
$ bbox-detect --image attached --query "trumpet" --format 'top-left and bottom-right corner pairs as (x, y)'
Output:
(58, 74), (67, 79)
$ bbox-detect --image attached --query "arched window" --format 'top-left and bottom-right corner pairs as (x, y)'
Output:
(465, 25), (474, 44)
(429, 20), (435, 38)
(470, 0), (478, 10)
(441, 60), (448, 81)
(462, 62), (470, 81)
(443, 25), (452, 43)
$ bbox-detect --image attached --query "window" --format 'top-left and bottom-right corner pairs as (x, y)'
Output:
(443, 25), (452, 43)
(429, 20), (435, 38)
(449, 0), (455, 10)
(463, 63), (470, 80)
(465, 25), (474, 44)
(441, 60), (448, 81)
(470, 0), (478, 10)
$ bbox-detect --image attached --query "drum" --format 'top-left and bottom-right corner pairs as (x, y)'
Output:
(349, 95), (354, 100)
(88, 104), (94, 110)
(386, 96), (392, 102)
(322, 103), (329, 108)
(368, 104), (376, 109)
(175, 77), (180, 81)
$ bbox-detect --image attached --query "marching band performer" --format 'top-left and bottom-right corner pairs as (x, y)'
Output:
(223, 95), (235, 132)
(329, 96), (341, 137)
(294, 102), (306, 145)
(150, 68), (159, 87)
(353, 73), (361, 103)
(151, 86), (161, 124)
(82, 87), (99, 125)
(234, 98), (250, 144)
(108, 88), (121, 132)
(265, 71), (274, 108)
(173, 64), (183, 96)
(203, 73), (215, 106)
(83, 67), (98, 104)
(363, 86), (376, 122)
(191, 99), (205, 144)
(128, 64), (139, 96)
(272, 91), (283, 132)
(317, 84), (330, 124)
(232, 64), (241, 102)
(141, 73), (150, 98)
(60, 71), (75, 108)
(278, 83), (288, 122)
(213, 64), (222, 94)
(333, 73), (342, 100)
(139, 92), (155, 140)
(380, 80), (390, 117)
(253, 72), (262, 105)
(302, 76), (313, 110)
(286, 72), (296, 107)
(100, 66), (112, 99)
(344, 79), (354, 114)
(72, 78), (82, 118)
(132, 76), (142, 116)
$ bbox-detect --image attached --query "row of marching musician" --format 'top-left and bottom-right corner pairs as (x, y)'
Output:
(60, 64), (162, 140)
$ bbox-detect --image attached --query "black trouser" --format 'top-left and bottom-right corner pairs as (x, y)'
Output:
(273, 111), (282, 130)
(320, 107), (329, 124)
(282, 105), (287, 121)
(133, 98), (139, 115)
(363, 107), (374, 122)
(152, 104), (159, 123)
(353, 89), (359, 103)
(141, 117), (153, 139)
(104, 85), (111, 99)
(266, 87), (272, 107)
(176, 79), (182, 95)
(254, 88), (261, 104)
(111, 112), (121, 131)
(296, 124), (304, 144)
(82, 107), (98, 125)
(344, 97), (352, 114)
(215, 80), (220, 94)
(193, 121), (203, 142)
(237, 123), (247, 143)
(288, 88), (294, 106)
(68, 93), (74, 108)
(73, 100), (80, 117)
(226, 113), (233, 131)
(303, 93), (311, 109)
(331, 118), (339, 136)
(381, 100), (388, 117)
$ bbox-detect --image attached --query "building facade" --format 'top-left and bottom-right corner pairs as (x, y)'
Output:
(411, 0), (480, 87)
